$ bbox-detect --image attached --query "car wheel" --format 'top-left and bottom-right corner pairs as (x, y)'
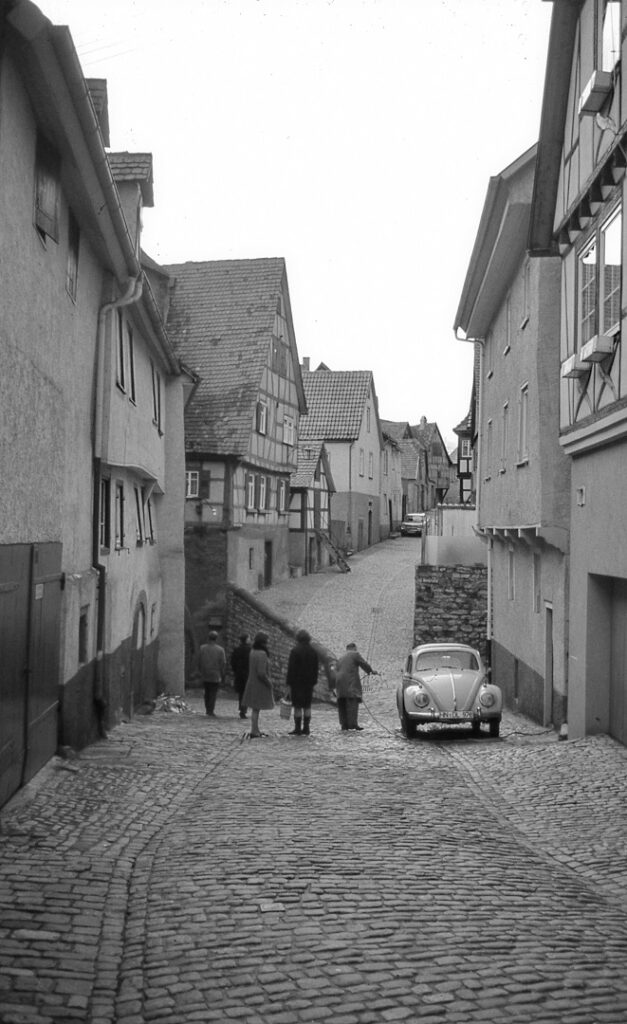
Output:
(403, 713), (417, 739)
(489, 719), (500, 738)
(471, 720), (481, 736)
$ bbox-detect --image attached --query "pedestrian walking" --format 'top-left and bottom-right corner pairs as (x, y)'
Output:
(334, 642), (378, 731)
(198, 630), (226, 717)
(230, 633), (251, 719)
(285, 629), (319, 736)
(242, 632), (274, 737)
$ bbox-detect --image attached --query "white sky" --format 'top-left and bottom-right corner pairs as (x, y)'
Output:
(40, 0), (552, 449)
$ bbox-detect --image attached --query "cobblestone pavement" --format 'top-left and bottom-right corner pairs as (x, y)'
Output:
(2, 538), (627, 1023)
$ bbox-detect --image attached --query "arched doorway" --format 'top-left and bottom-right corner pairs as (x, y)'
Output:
(130, 602), (146, 715)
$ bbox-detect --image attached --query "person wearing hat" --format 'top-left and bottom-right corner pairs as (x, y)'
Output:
(242, 632), (274, 737)
(230, 633), (251, 719)
(198, 630), (226, 716)
(285, 629), (319, 736)
(334, 642), (378, 731)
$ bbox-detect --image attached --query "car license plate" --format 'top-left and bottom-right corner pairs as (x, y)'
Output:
(440, 712), (472, 721)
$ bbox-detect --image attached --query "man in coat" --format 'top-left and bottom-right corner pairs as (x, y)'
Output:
(334, 642), (378, 731)
(285, 629), (319, 736)
(198, 630), (226, 716)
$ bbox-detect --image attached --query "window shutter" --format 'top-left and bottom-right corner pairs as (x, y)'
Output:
(254, 474), (260, 508)
(266, 476), (272, 510)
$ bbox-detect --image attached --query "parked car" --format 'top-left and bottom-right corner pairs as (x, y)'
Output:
(397, 643), (502, 738)
(400, 512), (426, 536)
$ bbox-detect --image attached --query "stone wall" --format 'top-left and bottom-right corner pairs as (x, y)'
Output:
(414, 565), (488, 662)
(218, 586), (337, 702)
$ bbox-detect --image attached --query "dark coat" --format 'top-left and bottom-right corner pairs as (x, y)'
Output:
(334, 650), (373, 700)
(230, 642), (251, 693)
(286, 639), (319, 707)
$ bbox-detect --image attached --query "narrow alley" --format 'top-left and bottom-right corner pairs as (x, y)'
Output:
(2, 540), (627, 1024)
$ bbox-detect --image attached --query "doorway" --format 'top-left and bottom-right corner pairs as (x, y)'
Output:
(544, 604), (554, 726)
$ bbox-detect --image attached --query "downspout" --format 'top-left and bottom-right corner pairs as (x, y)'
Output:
(92, 276), (143, 735)
(455, 327), (491, 659)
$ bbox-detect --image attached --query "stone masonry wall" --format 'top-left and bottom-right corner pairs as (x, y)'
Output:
(222, 586), (336, 702)
(414, 565), (488, 662)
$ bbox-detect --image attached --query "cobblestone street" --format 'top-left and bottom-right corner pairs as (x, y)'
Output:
(2, 539), (627, 1023)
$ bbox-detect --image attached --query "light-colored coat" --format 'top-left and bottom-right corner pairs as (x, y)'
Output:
(334, 650), (373, 700)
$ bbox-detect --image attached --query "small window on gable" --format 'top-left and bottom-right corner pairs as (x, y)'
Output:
(256, 401), (268, 435)
(34, 134), (60, 243)
(66, 210), (80, 301)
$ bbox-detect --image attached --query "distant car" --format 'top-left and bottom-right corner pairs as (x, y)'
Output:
(400, 513), (426, 536)
(397, 643), (502, 738)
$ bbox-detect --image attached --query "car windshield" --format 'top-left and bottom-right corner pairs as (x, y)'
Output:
(406, 515), (422, 522)
(415, 650), (479, 672)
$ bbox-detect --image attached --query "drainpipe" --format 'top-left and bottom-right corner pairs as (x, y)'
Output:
(92, 276), (143, 734)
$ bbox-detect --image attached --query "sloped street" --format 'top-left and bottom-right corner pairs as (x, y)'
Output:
(2, 539), (627, 1024)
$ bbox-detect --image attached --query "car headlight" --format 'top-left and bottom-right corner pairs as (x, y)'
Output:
(480, 690), (495, 708)
(413, 690), (430, 708)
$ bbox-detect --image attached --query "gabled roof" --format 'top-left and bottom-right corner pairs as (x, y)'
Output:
(291, 442), (336, 493)
(163, 258), (305, 456)
(300, 369), (377, 442)
(396, 438), (423, 480)
(380, 420), (412, 441)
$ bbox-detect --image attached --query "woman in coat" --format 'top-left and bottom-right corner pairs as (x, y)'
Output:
(285, 629), (319, 736)
(242, 632), (274, 737)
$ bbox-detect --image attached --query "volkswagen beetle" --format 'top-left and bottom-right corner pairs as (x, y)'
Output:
(397, 643), (502, 738)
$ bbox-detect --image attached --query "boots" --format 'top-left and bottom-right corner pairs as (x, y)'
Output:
(290, 717), (302, 735)
(302, 717), (310, 736)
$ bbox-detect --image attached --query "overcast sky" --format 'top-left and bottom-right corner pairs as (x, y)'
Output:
(40, 0), (552, 448)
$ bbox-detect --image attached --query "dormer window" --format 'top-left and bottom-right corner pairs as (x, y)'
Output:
(256, 401), (268, 435)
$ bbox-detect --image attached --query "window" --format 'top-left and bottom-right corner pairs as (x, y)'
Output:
(134, 487), (144, 545)
(578, 205), (622, 347)
(368, 452), (374, 479)
(500, 403), (509, 472)
(256, 401), (268, 435)
(34, 134), (60, 243)
(508, 547), (515, 601)
(278, 478), (287, 512)
(521, 261), (531, 329)
(503, 293), (512, 354)
(366, 406), (371, 432)
(246, 473), (255, 509)
(533, 553), (541, 614)
(99, 477), (111, 549)
(359, 448), (365, 476)
(259, 475), (267, 510)
(127, 326), (136, 403)
(283, 415), (295, 446)
(186, 471), (199, 498)
(518, 384), (529, 463)
(602, 0), (620, 72)
(460, 439), (472, 459)
(66, 210), (80, 301)
(78, 607), (89, 665)
(485, 418), (493, 480)
(114, 483), (125, 549)
(151, 363), (162, 430)
(144, 494), (155, 543)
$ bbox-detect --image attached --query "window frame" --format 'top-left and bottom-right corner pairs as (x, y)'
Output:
(114, 482), (125, 550)
(134, 486), (144, 546)
(256, 401), (268, 436)
(577, 201), (622, 349)
(66, 209), (80, 301)
(517, 383), (529, 465)
(34, 134), (60, 244)
(99, 477), (111, 551)
(283, 415), (295, 446)
(186, 470), (200, 499)
(151, 362), (163, 431)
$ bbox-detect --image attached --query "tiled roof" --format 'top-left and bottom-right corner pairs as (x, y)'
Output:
(397, 438), (423, 479)
(162, 258), (288, 456)
(108, 152), (154, 206)
(380, 419), (412, 441)
(291, 442), (322, 488)
(300, 369), (373, 441)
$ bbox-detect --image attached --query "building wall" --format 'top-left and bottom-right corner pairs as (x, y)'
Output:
(568, 441), (627, 738)
(490, 540), (568, 727)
